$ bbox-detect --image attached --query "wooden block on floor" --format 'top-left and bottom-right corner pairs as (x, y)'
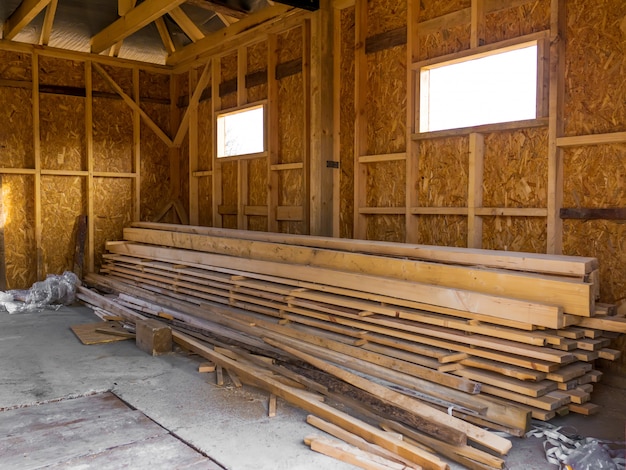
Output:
(568, 402), (600, 415)
(198, 362), (216, 373)
(71, 322), (133, 345)
(135, 319), (172, 356)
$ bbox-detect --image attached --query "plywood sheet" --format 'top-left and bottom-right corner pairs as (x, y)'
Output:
(366, 46), (406, 155)
(483, 128), (548, 207)
(366, 215), (406, 242)
(139, 70), (170, 102)
(93, 64), (132, 96)
(367, 0), (407, 36)
(419, 23), (471, 61)
(483, 216), (546, 253)
(484, 0), (550, 44)
(2, 175), (36, 289)
(220, 52), (238, 109)
(366, 161), (405, 207)
(417, 137), (468, 206)
(94, 178), (133, 271)
(0, 50), (31, 81)
(92, 98), (133, 173)
(419, 0), (470, 22)
(198, 177), (212, 227)
(564, 0), (626, 136)
(70, 322), (132, 344)
(140, 103), (170, 221)
(40, 95), (84, 171)
(278, 74), (304, 164)
(277, 27), (302, 63)
(417, 215), (467, 247)
(39, 56), (84, 88)
(41, 176), (85, 276)
(197, 99), (212, 170)
(247, 40), (268, 102)
(0, 87), (33, 168)
(249, 157), (267, 206)
(340, 7), (356, 239)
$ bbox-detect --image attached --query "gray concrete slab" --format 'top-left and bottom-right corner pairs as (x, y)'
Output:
(0, 305), (623, 470)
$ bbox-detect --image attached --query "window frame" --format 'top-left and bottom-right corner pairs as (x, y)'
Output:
(215, 102), (267, 160)
(414, 32), (549, 136)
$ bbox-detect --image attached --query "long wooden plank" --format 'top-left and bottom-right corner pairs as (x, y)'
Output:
(109, 241), (566, 328)
(130, 222), (596, 276)
(172, 331), (449, 470)
(123, 227), (593, 316)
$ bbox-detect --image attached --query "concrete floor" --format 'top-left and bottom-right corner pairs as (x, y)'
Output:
(0, 305), (624, 469)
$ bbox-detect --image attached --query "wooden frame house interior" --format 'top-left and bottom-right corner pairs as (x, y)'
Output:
(1, 0), (626, 467)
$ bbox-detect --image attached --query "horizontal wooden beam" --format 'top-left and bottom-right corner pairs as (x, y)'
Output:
(91, 0), (186, 54)
(557, 132), (626, 147)
(560, 208), (626, 220)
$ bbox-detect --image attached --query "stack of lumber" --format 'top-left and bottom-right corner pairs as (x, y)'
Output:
(79, 222), (625, 469)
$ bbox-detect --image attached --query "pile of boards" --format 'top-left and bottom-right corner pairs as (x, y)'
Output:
(79, 221), (626, 470)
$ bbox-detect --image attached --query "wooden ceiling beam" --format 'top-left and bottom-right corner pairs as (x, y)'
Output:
(38, 0), (58, 45)
(4, 0), (51, 40)
(155, 17), (176, 54)
(184, 0), (248, 20)
(91, 0), (187, 54)
(168, 6), (205, 42)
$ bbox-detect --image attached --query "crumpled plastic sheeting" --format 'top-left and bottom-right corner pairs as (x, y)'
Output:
(0, 271), (81, 314)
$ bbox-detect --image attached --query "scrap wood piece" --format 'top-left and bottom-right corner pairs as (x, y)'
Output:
(172, 331), (448, 470)
(263, 337), (513, 455)
(598, 348), (621, 360)
(305, 435), (412, 470)
(306, 415), (422, 470)
(268, 394), (277, 417)
(70, 322), (134, 345)
(198, 362), (216, 373)
(380, 421), (505, 470)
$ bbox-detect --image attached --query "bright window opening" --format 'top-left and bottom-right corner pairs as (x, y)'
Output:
(419, 42), (538, 133)
(217, 104), (265, 158)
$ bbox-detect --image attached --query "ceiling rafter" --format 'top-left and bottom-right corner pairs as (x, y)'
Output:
(168, 6), (205, 42)
(155, 17), (176, 55)
(4, 0), (52, 41)
(109, 0), (138, 57)
(184, 0), (248, 20)
(38, 0), (58, 46)
(90, 0), (187, 54)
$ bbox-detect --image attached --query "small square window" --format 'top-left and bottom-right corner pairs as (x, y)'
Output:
(216, 104), (265, 158)
(419, 41), (539, 133)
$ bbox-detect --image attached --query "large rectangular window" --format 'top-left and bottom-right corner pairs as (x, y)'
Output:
(419, 41), (539, 133)
(216, 104), (265, 158)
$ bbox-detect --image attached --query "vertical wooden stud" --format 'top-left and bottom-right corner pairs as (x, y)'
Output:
(32, 52), (43, 279)
(470, 0), (485, 48)
(547, 0), (566, 254)
(331, 3), (342, 238)
(302, 20), (312, 235)
(406, 0), (421, 244)
(212, 58), (223, 228)
(85, 61), (95, 273)
(268, 34), (279, 233)
(189, 67), (200, 225)
(353, 0), (368, 240)
(467, 132), (484, 248)
(170, 74), (181, 217)
(0, 175), (5, 290)
(237, 47), (248, 230)
(132, 66), (141, 222)
(309, 1), (333, 236)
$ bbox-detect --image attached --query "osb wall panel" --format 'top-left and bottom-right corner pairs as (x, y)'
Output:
(248, 157), (268, 231)
(482, 216), (546, 252)
(0, 88), (33, 168)
(93, 178), (133, 270)
(366, 215), (405, 242)
(92, 98), (133, 173)
(419, 23), (471, 61)
(40, 95), (85, 171)
(367, 0), (407, 35)
(482, 128), (548, 207)
(179, 135), (190, 216)
(198, 99), (212, 171)
(365, 46), (406, 155)
(419, 0), (469, 22)
(140, 103), (170, 221)
(417, 137), (468, 207)
(248, 216), (268, 231)
(340, 7), (356, 239)
(278, 168), (305, 235)
(3, 175), (37, 289)
(93, 65), (132, 96)
(220, 52), (238, 110)
(564, 0), (626, 136)
(0, 50), (31, 81)
(277, 27), (302, 63)
(418, 215), (467, 247)
(140, 70), (170, 101)
(247, 41), (268, 102)
(366, 161), (405, 207)
(484, 0), (550, 44)
(198, 177), (212, 226)
(278, 74), (304, 164)
(41, 176), (85, 276)
(563, 144), (626, 303)
(221, 160), (238, 229)
(39, 56), (84, 87)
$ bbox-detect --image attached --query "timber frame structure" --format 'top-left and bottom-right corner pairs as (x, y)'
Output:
(0, 0), (625, 319)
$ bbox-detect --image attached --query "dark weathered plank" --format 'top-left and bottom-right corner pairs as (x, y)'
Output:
(560, 207), (626, 220)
